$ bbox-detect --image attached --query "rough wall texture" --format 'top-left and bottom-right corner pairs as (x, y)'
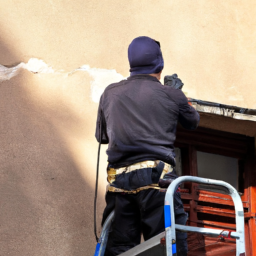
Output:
(0, 1), (255, 255)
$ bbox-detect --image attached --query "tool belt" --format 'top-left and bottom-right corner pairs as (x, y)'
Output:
(107, 160), (174, 194)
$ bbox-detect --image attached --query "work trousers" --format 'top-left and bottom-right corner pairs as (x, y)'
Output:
(103, 189), (188, 256)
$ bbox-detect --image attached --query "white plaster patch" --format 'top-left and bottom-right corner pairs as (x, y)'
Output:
(0, 58), (54, 82)
(25, 58), (54, 74)
(0, 63), (26, 82)
(78, 65), (126, 103)
(0, 59), (125, 103)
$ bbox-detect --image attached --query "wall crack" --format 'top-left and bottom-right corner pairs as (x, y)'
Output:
(0, 58), (126, 103)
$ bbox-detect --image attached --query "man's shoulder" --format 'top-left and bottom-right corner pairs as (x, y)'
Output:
(163, 86), (187, 102)
(104, 79), (127, 93)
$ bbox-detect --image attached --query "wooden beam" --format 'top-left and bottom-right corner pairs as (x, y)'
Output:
(175, 126), (252, 159)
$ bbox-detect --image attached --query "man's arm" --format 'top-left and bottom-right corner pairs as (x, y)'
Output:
(178, 91), (200, 130)
(95, 96), (109, 144)
(164, 74), (199, 129)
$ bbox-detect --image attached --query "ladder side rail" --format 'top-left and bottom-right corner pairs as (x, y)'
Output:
(94, 210), (115, 256)
(165, 176), (245, 256)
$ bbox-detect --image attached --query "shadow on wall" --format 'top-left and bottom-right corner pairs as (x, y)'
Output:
(0, 39), (100, 256)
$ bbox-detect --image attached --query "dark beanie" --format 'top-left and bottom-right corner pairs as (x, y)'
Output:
(128, 36), (164, 76)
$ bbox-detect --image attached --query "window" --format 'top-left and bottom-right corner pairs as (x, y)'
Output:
(174, 125), (255, 254)
(197, 151), (238, 190)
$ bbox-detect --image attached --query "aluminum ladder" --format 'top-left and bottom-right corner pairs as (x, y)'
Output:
(94, 176), (246, 256)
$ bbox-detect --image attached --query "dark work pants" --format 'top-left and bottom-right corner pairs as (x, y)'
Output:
(103, 189), (188, 256)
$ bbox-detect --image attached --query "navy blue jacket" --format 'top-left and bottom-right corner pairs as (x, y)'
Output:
(96, 75), (199, 168)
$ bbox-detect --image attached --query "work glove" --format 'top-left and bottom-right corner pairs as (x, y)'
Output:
(164, 74), (184, 90)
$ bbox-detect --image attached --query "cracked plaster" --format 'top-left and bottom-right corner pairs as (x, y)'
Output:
(0, 58), (125, 103)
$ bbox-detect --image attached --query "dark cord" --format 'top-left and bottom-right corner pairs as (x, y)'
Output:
(94, 117), (103, 242)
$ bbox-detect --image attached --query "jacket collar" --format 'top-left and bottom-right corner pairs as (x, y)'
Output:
(127, 74), (161, 83)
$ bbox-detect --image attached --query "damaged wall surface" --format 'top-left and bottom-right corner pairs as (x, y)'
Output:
(1, 1), (256, 108)
(0, 1), (256, 255)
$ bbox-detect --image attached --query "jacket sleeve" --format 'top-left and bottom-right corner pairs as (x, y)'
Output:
(95, 96), (109, 144)
(178, 91), (200, 130)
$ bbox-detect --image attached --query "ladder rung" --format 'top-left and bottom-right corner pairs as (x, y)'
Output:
(175, 224), (240, 239)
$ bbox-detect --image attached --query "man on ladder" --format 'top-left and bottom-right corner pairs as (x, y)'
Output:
(95, 36), (200, 256)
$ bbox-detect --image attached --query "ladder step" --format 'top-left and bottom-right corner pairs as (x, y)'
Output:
(118, 232), (165, 256)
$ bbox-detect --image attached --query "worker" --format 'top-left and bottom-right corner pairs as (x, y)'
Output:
(95, 36), (200, 256)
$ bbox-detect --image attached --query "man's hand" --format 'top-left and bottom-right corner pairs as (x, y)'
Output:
(164, 74), (184, 89)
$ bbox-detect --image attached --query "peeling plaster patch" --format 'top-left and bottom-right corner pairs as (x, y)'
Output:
(25, 58), (54, 74)
(0, 58), (54, 82)
(192, 102), (256, 122)
(192, 103), (235, 117)
(0, 59), (125, 103)
(0, 63), (26, 81)
(78, 65), (126, 103)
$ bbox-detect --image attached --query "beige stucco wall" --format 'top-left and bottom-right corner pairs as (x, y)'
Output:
(0, 1), (256, 255)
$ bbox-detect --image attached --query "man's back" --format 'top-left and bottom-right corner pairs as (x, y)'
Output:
(97, 74), (199, 168)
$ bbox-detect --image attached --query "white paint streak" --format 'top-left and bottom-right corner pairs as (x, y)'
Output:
(0, 59), (125, 103)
